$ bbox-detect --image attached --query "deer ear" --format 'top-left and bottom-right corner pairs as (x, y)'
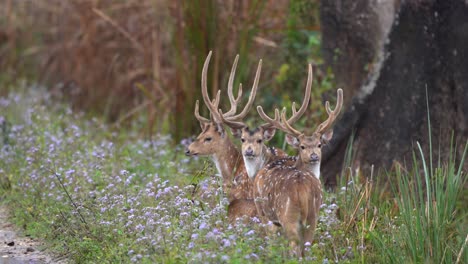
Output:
(263, 127), (276, 141)
(285, 134), (300, 148)
(321, 130), (333, 143)
(230, 127), (243, 138)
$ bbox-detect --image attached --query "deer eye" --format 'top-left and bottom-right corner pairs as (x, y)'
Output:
(257, 139), (263, 144)
(318, 143), (322, 148)
(205, 137), (212, 142)
(300, 145), (305, 150)
(241, 138), (245, 143)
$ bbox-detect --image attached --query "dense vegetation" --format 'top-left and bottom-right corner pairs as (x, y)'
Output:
(1, 1), (467, 263)
(0, 84), (466, 263)
(0, 0), (327, 141)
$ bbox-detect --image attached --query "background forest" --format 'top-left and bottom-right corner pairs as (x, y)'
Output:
(1, 0), (328, 140)
(0, 0), (467, 263)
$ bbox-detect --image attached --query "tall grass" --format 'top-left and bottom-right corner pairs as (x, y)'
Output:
(330, 119), (468, 264)
(371, 89), (468, 263)
(373, 139), (468, 263)
(2, 0), (310, 142)
(172, 0), (269, 140)
(0, 0), (338, 143)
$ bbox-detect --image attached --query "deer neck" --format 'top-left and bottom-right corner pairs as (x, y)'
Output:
(212, 139), (242, 182)
(295, 159), (321, 180)
(243, 145), (272, 180)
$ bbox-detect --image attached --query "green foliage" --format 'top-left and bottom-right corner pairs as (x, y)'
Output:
(1, 83), (466, 263)
(369, 91), (468, 264)
(263, 0), (335, 148)
(0, 82), (364, 263)
(372, 140), (468, 263)
(172, 0), (268, 141)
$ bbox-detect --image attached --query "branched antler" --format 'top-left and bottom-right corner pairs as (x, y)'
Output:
(315, 88), (343, 134)
(223, 59), (262, 122)
(257, 64), (313, 133)
(194, 51), (263, 128)
(224, 55), (242, 117)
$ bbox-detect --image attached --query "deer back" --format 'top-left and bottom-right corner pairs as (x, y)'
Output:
(254, 158), (322, 224)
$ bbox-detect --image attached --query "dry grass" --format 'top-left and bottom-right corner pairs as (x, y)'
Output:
(38, 0), (174, 128)
(0, 0), (328, 141)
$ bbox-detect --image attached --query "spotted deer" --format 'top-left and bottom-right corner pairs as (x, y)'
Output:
(219, 64), (313, 181)
(221, 65), (312, 224)
(254, 86), (344, 257)
(185, 51), (260, 220)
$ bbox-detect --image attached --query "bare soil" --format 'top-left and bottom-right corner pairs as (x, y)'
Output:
(0, 205), (66, 264)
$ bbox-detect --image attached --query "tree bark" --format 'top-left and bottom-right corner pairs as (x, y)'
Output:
(320, 0), (468, 186)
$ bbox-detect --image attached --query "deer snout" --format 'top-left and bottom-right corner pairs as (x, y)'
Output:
(310, 153), (320, 162)
(185, 148), (197, 156)
(244, 147), (254, 157)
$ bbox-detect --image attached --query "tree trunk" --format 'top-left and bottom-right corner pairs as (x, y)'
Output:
(320, 0), (468, 186)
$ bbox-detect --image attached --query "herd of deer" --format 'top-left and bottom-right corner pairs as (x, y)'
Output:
(185, 51), (343, 257)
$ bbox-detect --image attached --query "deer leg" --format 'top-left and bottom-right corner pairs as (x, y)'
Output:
(266, 222), (281, 235)
(227, 199), (255, 224)
(253, 198), (279, 236)
(283, 221), (302, 258)
(303, 201), (319, 246)
(303, 220), (317, 246)
(253, 196), (269, 223)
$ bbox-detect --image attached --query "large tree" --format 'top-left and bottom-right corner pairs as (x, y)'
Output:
(319, 0), (468, 186)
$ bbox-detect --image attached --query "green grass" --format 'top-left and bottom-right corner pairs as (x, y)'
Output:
(371, 139), (468, 264)
(370, 90), (468, 264)
(0, 84), (466, 263)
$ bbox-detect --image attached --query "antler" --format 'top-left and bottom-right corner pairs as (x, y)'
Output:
(223, 59), (262, 122)
(199, 51), (224, 123)
(223, 55), (242, 117)
(196, 51), (263, 127)
(257, 63), (313, 131)
(280, 108), (303, 137)
(285, 63), (313, 124)
(194, 100), (209, 124)
(218, 110), (246, 129)
(216, 57), (263, 129)
(315, 88), (343, 134)
(194, 92), (221, 125)
(256, 106), (303, 137)
(195, 64), (222, 125)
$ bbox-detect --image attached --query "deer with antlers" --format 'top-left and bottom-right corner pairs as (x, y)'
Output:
(218, 64), (313, 181)
(219, 65), (313, 225)
(254, 81), (343, 257)
(185, 51), (261, 221)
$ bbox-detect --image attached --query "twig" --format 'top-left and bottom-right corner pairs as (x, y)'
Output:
(92, 8), (144, 52)
(113, 100), (152, 128)
(48, 167), (88, 227)
(456, 233), (468, 264)
(344, 187), (365, 233)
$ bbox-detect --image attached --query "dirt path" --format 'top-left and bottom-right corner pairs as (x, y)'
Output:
(0, 205), (66, 264)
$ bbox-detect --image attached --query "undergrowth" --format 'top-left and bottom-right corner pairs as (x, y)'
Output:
(0, 84), (466, 263)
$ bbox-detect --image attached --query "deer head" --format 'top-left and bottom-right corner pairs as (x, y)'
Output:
(259, 88), (343, 179)
(185, 51), (262, 159)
